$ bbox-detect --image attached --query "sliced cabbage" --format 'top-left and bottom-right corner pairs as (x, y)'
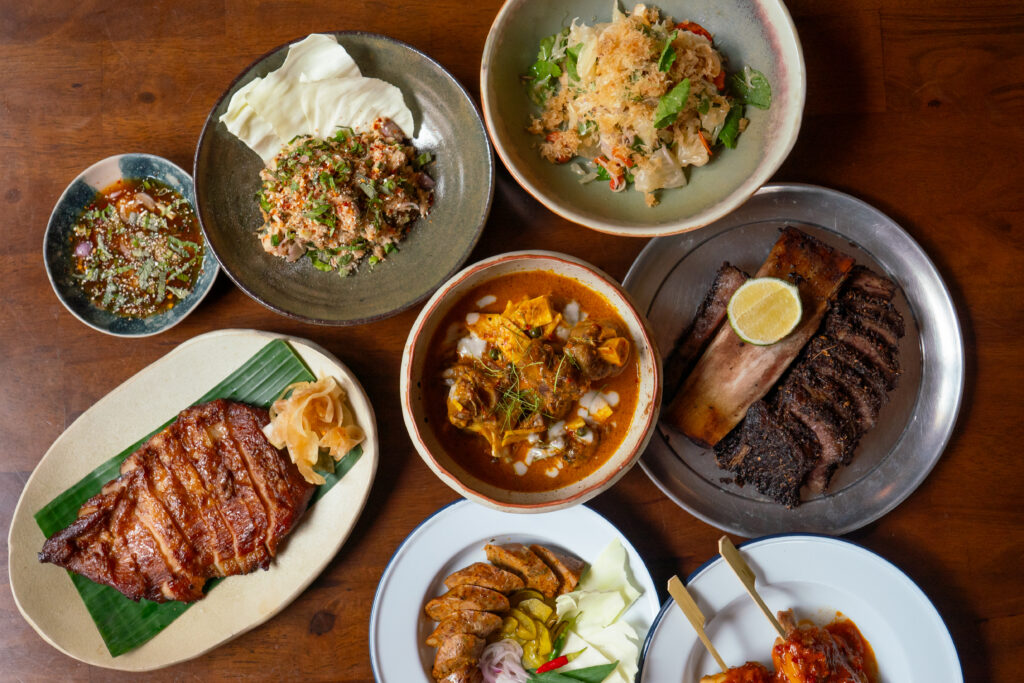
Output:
(244, 34), (362, 142)
(219, 79), (284, 164)
(298, 77), (414, 139)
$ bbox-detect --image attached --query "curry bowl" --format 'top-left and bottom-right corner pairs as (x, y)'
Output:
(480, 0), (805, 237)
(401, 251), (662, 512)
(43, 153), (218, 337)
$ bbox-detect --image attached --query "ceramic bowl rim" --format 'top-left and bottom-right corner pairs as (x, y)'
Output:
(401, 250), (662, 512)
(479, 0), (806, 237)
(192, 30), (495, 326)
(43, 152), (217, 338)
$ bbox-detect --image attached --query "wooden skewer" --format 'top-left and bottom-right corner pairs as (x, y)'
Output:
(667, 575), (728, 673)
(717, 535), (786, 639)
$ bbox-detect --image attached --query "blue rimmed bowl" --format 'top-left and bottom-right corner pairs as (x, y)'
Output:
(43, 154), (218, 337)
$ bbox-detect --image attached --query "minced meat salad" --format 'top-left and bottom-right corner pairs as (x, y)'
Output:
(256, 117), (434, 275)
(525, 3), (772, 206)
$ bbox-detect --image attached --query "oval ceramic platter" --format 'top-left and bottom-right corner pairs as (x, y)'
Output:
(369, 499), (662, 682)
(638, 535), (962, 682)
(622, 183), (964, 536)
(194, 32), (493, 325)
(7, 329), (379, 671)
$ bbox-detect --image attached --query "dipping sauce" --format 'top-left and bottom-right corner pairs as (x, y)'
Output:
(70, 177), (203, 318)
(424, 271), (640, 492)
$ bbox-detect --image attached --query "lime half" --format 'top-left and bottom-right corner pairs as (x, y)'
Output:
(727, 277), (803, 345)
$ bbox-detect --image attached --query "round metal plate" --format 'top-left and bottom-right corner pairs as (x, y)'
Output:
(622, 183), (964, 536)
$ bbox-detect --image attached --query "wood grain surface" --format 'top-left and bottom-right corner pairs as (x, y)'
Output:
(1, 0), (1022, 680)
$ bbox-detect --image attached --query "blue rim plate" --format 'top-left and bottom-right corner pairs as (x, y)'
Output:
(368, 499), (661, 681)
(638, 534), (962, 682)
(43, 153), (218, 337)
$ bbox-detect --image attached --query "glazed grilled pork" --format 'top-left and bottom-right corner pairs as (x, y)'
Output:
(38, 399), (315, 602)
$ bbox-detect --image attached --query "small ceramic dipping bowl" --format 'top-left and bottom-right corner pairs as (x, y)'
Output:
(401, 251), (662, 512)
(480, 0), (805, 237)
(44, 153), (218, 337)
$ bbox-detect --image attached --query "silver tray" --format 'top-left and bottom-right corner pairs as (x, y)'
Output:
(623, 183), (964, 536)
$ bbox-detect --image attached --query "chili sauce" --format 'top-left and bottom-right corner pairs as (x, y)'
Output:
(70, 177), (203, 318)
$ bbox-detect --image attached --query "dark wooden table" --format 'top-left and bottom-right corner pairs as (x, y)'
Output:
(2, 1), (1022, 680)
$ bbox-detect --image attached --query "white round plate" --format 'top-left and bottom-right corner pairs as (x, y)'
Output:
(369, 499), (661, 682)
(638, 535), (962, 683)
(8, 329), (379, 671)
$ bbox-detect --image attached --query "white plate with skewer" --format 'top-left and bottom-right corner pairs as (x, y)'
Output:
(638, 535), (961, 682)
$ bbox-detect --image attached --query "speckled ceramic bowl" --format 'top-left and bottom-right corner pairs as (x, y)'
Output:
(481, 0), (805, 237)
(401, 251), (662, 512)
(194, 32), (494, 326)
(43, 154), (218, 337)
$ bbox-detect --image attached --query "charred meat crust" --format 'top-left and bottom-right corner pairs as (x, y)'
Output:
(665, 227), (857, 448)
(38, 400), (314, 603)
(663, 263), (749, 397)
(713, 268), (905, 507)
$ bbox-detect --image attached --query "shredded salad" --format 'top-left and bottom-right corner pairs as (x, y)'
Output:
(525, 2), (771, 206)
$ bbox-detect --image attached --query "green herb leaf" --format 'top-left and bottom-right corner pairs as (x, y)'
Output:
(594, 164), (611, 182)
(653, 78), (691, 129)
(697, 95), (711, 115)
(333, 126), (352, 142)
(529, 662), (619, 683)
(728, 66), (772, 109)
(578, 120), (597, 137)
(270, 233), (281, 247)
(658, 30), (678, 72)
(719, 104), (744, 148)
(566, 43), (584, 81)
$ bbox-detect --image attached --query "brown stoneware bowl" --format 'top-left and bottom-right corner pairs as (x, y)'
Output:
(401, 251), (662, 512)
(194, 32), (493, 325)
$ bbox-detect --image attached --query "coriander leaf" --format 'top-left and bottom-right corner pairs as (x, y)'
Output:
(653, 78), (691, 129)
(658, 30), (678, 72)
(719, 104), (744, 148)
(697, 94), (711, 115)
(578, 119), (597, 137)
(728, 66), (772, 109)
(529, 662), (619, 683)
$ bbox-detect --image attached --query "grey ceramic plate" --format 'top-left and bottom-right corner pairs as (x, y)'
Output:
(194, 32), (494, 325)
(481, 0), (805, 236)
(44, 154), (218, 337)
(622, 183), (964, 536)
